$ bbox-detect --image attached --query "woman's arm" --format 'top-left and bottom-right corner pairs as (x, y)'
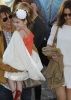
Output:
(47, 24), (58, 46)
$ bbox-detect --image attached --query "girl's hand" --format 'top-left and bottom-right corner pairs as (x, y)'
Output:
(31, 3), (38, 16)
(52, 54), (58, 61)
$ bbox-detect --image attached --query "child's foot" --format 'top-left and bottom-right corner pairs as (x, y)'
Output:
(14, 90), (21, 100)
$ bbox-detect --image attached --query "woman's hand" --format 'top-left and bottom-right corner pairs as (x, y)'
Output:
(31, 3), (38, 16)
(52, 54), (58, 61)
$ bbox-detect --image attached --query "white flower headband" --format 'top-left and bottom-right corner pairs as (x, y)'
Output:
(15, 9), (27, 19)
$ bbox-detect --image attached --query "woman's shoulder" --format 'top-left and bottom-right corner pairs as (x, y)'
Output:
(51, 23), (58, 30)
(50, 23), (59, 35)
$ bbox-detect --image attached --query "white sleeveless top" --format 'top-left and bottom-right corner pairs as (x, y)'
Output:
(47, 24), (71, 67)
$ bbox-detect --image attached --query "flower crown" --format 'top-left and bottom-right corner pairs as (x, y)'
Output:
(15, 9), (27, 20)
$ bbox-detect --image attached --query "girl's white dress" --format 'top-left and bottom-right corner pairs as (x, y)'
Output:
(3, 30), (45, 81)
(47, 24), (71, 88)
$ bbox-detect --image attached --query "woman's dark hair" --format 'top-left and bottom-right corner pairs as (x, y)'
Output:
(57, 0), (71, 27)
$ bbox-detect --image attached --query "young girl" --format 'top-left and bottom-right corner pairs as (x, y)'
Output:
(2, 9), (45, 100)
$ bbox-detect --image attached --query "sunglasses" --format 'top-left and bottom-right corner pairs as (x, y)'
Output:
(3, 15), (12, 22)
(63, 13), (71, 17)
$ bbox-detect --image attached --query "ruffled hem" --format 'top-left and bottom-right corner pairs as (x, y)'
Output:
(4, 71), (29, 81)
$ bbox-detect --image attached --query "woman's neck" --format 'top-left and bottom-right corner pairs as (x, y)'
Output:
(65, 22), (71, 26)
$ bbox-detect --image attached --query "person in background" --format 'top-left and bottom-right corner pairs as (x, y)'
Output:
(15, 2), (49, 100)
(47, 0), (71, 100)
(30, 3), (50, 100)
(30, 2), (45, 20)
(0, 5), (32, 100)
(30, 2), (49, 66)
(11, 0), (33, 12)
(12, 0), (22, 12)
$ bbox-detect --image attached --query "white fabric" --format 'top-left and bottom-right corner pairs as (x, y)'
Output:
(3, 30), (11, 46)
(47, 24), (71, 88)
(64, 67), (71, 88)
(3, 30), (45, 81)
(4, 71), (29, 81)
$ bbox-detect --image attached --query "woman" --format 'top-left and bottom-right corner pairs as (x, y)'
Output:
(47, 0), (71, 100)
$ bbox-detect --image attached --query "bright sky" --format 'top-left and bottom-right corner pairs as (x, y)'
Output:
(0, 0), (13, 7)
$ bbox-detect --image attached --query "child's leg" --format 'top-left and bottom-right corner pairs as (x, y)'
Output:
(8, 79), (16, 99)
(16, 81), (22, 92)
(15, 81), (22, 100)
